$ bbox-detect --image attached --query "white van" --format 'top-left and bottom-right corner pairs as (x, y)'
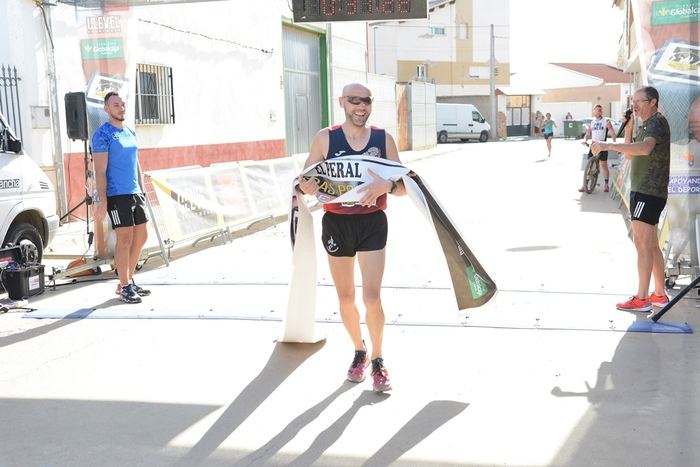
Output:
(0, 111), (58, 263)
(436, 103), (491, 143)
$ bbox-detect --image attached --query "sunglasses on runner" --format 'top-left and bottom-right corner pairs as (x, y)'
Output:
(343, 95), (373, 105)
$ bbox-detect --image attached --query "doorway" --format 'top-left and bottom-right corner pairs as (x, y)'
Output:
(282, 26), (322, 155)
(506, 95), (531, 137)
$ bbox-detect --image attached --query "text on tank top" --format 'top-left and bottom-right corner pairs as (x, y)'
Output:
(325, 125), (387, 214)
(589, 118), (609, 142)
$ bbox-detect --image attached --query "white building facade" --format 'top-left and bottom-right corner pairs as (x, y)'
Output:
(0, 0), (392, 217)
(370, 0), (510, 135)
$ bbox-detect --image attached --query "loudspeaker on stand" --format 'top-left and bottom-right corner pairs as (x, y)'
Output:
(65, 92), (88, 141)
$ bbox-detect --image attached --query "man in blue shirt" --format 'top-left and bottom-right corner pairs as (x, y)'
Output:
(92, 92), (150, 304)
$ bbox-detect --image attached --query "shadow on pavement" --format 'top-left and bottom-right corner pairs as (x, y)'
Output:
(550, 313), (699, 466)
(362, 400), (469, 467)
(235, 381), (355, 466)
(237, 396), (468, 466)
(0, 298), (122, 348)
(0, 398), (220, 467)
(287, 390), (391, 466)
(176, 341), (325, 466)
(236, 390), (468, 466)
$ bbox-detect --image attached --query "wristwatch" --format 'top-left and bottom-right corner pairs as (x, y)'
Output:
(389, 179), (398, 195)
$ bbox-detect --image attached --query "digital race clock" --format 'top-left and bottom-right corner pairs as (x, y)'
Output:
(292, 0), (428, 23)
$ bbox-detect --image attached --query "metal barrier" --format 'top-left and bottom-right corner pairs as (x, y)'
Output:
(143, 153), (308, 256)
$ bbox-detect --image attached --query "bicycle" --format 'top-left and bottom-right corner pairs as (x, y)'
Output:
(580, 141), (600, 194)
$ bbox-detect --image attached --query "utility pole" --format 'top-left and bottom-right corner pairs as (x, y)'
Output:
(43, 2), (68, 218)
(489, 24), (497, 140)
(373, 25), (377, 73)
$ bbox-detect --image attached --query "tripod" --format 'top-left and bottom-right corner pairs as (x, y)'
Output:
(60, 139), (94, 249)
(50, 137), (115, 283)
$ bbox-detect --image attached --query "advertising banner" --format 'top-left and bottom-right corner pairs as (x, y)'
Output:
(57, 4), (136, 256)
(148, 157), (304, 245)
(630, 0), (699, 265)
(287, 156), (496, 323)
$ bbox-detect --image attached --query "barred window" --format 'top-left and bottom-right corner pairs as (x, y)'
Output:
(135, 64), (175, 125)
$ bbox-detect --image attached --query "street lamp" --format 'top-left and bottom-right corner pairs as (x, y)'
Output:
(373, 25), (377, 73)
(489, 25), (508, 140)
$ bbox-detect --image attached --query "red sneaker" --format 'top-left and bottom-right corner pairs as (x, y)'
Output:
(648, 293), (670, 307)
(616, 296), (652, 312)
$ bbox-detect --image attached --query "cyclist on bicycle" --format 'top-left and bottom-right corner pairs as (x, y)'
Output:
(579, 104), (616, 193)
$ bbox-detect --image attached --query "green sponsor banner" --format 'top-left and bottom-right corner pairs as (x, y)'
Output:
(80, 38), (124, 60)
(466, 264), (489, 300)
(652, 0), (700, 25)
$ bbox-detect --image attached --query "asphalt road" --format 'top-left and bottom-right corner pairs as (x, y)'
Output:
(1, 138), (699, 467)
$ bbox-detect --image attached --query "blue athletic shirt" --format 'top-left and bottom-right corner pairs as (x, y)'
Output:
(91, 122), (141, 197)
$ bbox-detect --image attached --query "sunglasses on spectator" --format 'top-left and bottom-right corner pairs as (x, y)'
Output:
(344, 96), (373, 105)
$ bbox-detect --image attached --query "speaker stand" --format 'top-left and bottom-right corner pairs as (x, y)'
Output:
(60, 139), (94, 248)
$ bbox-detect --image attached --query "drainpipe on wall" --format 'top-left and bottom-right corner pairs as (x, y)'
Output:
(42, 1), (68, 218)
(326, 23), (334, 124)
(489, 24), (497, 140)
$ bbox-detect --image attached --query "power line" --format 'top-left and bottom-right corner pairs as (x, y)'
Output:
(137, 18), (274, 55)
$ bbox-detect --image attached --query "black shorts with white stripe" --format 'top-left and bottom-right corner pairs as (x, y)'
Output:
(106, 193), (149, 228)
(629, 191), (666, 226)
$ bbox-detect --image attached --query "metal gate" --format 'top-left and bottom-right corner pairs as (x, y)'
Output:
(282, 26), (322, 156)
(0, 65), (23, 141)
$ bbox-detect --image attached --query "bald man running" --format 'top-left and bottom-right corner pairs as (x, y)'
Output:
(297, 83), (405, 392)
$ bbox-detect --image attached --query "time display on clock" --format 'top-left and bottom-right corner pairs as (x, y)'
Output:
(292, 0), (428, 23)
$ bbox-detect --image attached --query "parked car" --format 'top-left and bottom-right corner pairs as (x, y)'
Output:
(436, 103), (491, 143)
(0, 111), (58, 263)
(581, 117), (623, 139)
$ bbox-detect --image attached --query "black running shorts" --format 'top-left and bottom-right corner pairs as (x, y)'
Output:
(321, 210), (388, 257)
(630, 191), (666, 226)
(588, 149), (609, 162)
(106, 193), (149, 228)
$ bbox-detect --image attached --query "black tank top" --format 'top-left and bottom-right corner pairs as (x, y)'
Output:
(325, 125), (387, 214)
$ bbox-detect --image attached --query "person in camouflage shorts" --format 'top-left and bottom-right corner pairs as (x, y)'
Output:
(592, 86), (670, 312)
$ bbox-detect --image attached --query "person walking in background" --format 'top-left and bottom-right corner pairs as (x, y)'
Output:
(542, 112), (557, 157)
(92, 92), (151, 304)
(579, 104), (617, 193)
(534, 110), (544, 136)
(297, 83), (405, 392)
(592, 86), (670, 312)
